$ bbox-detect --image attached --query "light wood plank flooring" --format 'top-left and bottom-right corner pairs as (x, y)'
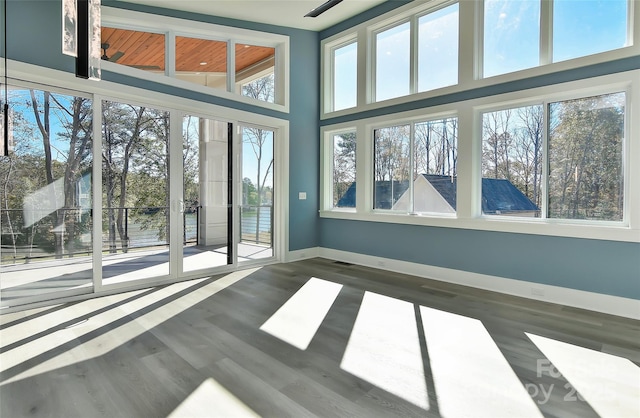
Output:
(1, 258), (638, 417)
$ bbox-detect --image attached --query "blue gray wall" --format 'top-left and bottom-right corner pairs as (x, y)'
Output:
(5, 0), (320, 251)
(318, 1), (640, 299)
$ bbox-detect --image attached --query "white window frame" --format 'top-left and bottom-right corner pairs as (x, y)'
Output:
(320, 128), (358, 212)
(320, 0), (638, 120)
(101, 7), (290, 113)
(320, 70), (639, 243)
(325, 36), (359, 113)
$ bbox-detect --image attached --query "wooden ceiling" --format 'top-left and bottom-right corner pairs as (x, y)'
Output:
(101, 27), (275, 74)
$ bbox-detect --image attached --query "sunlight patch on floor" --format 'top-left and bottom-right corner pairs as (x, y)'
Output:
(0, 268), (259, 385)
(340, 292), (429, 410)
(420, 307), (543, 417)
(168, 377), (259, 418)
(527, 332), (640, 418)
(260, 277), (343, 350)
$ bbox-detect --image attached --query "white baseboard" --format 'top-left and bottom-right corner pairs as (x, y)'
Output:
(285, 247), (321, 262)
(315, 247), (640, 320)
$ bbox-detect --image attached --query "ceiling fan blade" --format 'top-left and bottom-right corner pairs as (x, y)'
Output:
(129, 65), (162, 70)
(109, 51), (125, 62)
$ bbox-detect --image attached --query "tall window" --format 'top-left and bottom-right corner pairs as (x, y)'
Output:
(482, 91), (625, 221)
(332, 132), (357, 208)
(483, 0), (630, 77)
(418, 3), (459, 92)
(374, 118), (458, 213)
(375, 22), (411, 101)
(333, 41), (358, 111)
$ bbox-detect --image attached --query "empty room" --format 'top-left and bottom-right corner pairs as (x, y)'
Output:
(1, 0), (639, 417)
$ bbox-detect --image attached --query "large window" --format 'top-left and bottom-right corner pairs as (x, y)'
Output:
(322, 0), (634, 116)
(481, 92), (625, 221)
(483, 0), (630, 77)
(374, 118), (458, 213)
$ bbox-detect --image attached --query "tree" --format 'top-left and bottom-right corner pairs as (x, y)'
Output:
(548, 93), (624, 220)
(333, 132), (356, 206)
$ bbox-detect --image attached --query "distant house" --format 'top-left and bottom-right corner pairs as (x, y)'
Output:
(337, 174), (539, 216)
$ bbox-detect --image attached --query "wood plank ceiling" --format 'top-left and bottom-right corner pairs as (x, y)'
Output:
(101, 27), (275, 74)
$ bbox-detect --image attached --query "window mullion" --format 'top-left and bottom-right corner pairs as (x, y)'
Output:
(409, 123), (416, 214)
(541, 99), (550, 219)
(166, 30), (176, 77)
(410, 16), (418, 95)
(540, 0), (553, 65)
(228, 40), (236, 93)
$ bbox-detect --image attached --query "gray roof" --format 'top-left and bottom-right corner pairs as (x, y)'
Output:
(337, 174), (539, 213)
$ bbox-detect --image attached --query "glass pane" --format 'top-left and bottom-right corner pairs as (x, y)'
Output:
(333, 42), (358, 111)
(373, 125), (411, 211)
(183, 116), (230, 272)
(483, 0), (540, 77)
(1, 88), (93, 302)
(418, 3), (459, 92)
(241, 127), (274, 261)
(101, 101), (170, 284)
(553, 0), (628, 62)
(101, 27), (165, 73)
(176, 36), (228, 90)
(237, 44), (276, 103)
(413, 118), (458, 214)
(333, 132), (356, 208)
(376, 22), (411, 101)
(481, 105), (543, 217)
(548, 92), (624, 221)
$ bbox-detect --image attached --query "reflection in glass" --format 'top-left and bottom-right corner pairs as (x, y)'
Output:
(0, 88), (93, 302)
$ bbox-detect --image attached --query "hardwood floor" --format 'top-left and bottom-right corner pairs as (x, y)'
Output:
(1, 258), (638, 417)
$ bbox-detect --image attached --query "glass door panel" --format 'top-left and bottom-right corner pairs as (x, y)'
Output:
(182, 116), (231, 273)
(239, 126), (274, 263)
(101, 100), (170, 285)
(0, 87), (94, 305)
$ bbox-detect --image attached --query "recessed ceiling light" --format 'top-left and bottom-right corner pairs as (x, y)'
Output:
(200, 62), (207, 65)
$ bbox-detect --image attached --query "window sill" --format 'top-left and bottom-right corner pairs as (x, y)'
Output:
(319, 210), (640, 243)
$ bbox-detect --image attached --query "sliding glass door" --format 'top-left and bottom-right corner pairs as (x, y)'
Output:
(181, 116), (232, 274)
(101, 100), (171, 286)
(0, 86), (94, 306)
(1, 86), (279, 309)
(239, 125), (274, 263)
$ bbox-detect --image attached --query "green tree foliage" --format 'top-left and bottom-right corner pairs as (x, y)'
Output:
(548, 93), (624, 221)
(333, 132), (356, 206)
